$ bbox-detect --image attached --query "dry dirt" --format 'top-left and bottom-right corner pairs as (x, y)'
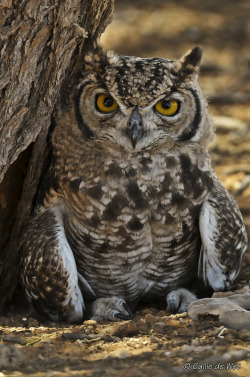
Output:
(1, 0), (250, 376)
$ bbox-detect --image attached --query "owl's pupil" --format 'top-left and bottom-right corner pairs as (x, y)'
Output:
(162, 101), (171, 109)
(104, 97), (114, 107)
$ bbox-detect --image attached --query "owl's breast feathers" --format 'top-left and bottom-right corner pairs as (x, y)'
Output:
(41, 147), (213, 299)
(58, 148), (213, 228)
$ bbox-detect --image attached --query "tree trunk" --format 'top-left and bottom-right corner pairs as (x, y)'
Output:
(0, 0), (114, 309)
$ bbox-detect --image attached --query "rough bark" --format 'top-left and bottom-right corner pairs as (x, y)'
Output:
(0, 0), (114, 308)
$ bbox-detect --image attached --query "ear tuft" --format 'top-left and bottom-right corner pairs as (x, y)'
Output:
(181, 46), (202, 67)
(179, 46), (202, 80)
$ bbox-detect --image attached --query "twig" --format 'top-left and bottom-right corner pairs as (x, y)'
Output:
(61, 333), (119, 343)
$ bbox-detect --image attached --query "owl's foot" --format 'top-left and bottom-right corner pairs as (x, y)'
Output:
(91, 297), (134, 322)
(166, 288), (197, 313)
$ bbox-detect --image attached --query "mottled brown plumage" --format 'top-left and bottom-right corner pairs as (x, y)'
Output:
(20, 46), (247, 322)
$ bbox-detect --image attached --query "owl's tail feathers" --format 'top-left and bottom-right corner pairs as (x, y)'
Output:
(21, 261), (85, 324)
(30, 286), (84, 324)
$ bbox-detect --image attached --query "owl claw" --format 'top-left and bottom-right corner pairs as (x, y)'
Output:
(166, 288), (197, 314)
(114, 311), (133, 320)
(167, 291), (180, 313)
(122, 302), (134, 319)
(113, 302), (134, 320)
(170, 302), (178, 314)
(91, 297), (133, 322)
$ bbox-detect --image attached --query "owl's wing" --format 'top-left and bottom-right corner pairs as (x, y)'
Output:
(198, 180), (248, 291)
(20, 205), (84, 323)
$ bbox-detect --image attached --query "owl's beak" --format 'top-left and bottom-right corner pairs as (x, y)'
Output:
(126, 108), (144, 149)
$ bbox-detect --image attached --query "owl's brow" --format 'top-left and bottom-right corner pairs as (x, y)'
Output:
(158, 87), (178, 98)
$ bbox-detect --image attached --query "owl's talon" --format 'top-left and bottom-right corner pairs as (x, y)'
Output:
(167, 288), (197, 314)
(91, 297), (133, 322)
(114, 311), (133, 320)
(123, 302), (134, 319)
(170, 303), (178, 314)
(167, 291), (180, 313)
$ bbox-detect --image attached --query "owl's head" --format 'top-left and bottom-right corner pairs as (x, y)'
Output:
(58, 46), (214, 154)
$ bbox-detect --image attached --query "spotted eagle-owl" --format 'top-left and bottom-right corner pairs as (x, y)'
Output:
(20, 46), (248, 323)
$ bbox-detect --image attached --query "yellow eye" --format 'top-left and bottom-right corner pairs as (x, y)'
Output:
(96, 94), (118, 113)
(155, 99), (179, 116)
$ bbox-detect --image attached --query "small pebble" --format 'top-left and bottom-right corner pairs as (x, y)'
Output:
(150, 336), (160, 344)
(134, 343), (143, 349)
(27, 318), (39, 327)
(144, 314), (158, 324)
(0, 345), (24, 369)
(75, 339), (83, 345)
(158, 310), (167, 317)
(238, 329), (250, 340)
(179, 318), (186, 325)
(118, 351), (129, 359)
(191, 338), (200, 346)
(153, 322), (167, 333)
(84, 320), (97, 328)
(83, 320), (97, 334)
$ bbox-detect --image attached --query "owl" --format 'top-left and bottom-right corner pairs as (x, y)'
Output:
(20, 45), (248, 323)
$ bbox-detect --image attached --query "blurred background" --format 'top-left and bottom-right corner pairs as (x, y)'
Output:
(101, 0), (250, 264)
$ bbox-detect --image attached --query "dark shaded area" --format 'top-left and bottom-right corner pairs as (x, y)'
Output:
(0, 147), (32, 251)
